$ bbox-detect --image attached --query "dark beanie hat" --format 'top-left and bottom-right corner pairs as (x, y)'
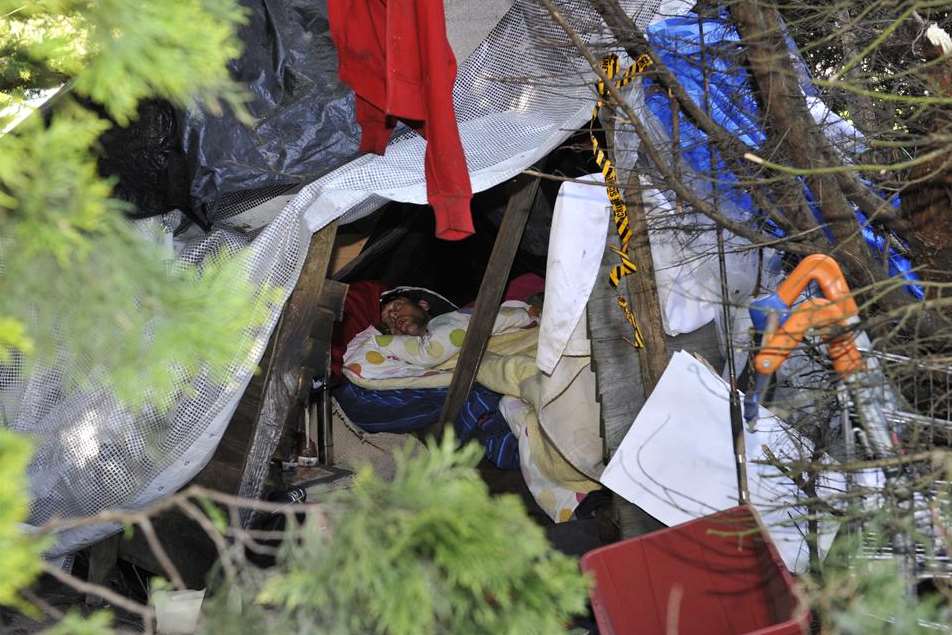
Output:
(379, 286), (459, 318)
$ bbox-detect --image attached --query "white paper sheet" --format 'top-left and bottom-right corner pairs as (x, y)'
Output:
(600, 350), (844, 573)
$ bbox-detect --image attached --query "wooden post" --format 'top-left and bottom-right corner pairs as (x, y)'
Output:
(117, 221), (340, 588)
(592, 107), (671, 539)
(621, 173), (669, 395)
(296, 280), (349, 465)
(431, 175), (540, 439)
(602, 100), (669, 396)
(230, 221), (340, 499)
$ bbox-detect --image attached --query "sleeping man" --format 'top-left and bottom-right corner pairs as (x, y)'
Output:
(343, 288), (540, 382)
(337, 287), (541, 469)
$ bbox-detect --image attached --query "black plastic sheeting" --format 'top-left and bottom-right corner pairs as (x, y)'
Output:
(96, 99), (192, 220)
(95, 0), (360, 229)
(180, 0), (360, 227)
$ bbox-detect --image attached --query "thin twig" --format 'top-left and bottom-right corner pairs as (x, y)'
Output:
(757, 449), (946, 473)
(20, 588), (64, 622)
(40, 562), (155, 634)
(537, 0), (823, 256)
(137, 518), (187, 591)
(37, 484), (330, 533)
(175, 499), (238, 582)
(520, 168), (604, 185)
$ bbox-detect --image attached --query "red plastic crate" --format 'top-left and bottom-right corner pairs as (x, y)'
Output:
(580, 505), (809, 635)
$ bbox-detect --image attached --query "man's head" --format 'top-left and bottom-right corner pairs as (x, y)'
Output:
(380, 295), (431, 336)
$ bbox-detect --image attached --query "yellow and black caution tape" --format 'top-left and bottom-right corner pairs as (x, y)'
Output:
(616, 297), (647, 348)
(589, 53), (652, 348)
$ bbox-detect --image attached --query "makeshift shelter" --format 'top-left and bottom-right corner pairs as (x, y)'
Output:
(5, 0), (912, 592)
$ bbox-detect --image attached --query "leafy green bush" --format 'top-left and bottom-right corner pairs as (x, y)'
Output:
(203, 436), (591, 635)
(0, 0), (261, 628)
(0, 430), (47, 610)
(0, 0), (258, 408)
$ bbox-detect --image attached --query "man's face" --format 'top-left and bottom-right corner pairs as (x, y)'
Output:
(380, 297), (429, 336)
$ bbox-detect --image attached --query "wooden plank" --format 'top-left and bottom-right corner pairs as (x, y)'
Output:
(332, 224), (409, 282)
(622, 174), (669, 395)
(587, 218), (656, 540)
(587, 216), (647, 459)
(233, 221), (339, 501)
(431, 175), (540, 438)
(118, 222), (340, 587)
(284, 280), (348, 464)
(85, 533), (120, 606)
(588, 212), (727, 539)
(601, 105), (668, 398)
(317, 280), (349, 321)
(330, 235), (370, 276)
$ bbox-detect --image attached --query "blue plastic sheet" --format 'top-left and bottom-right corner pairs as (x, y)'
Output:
(643, 13), (922, 298)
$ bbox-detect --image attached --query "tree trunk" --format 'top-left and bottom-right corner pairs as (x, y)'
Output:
(835, 8), (881, 137)
(900, 36), (952, 298)
(728, 1), (913, 310)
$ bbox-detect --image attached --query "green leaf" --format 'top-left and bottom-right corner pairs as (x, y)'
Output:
(41, 609), (114, 635)
(248, 433), (590, 635)
(198, 497), (229, 536)
(0, 430), (49, 610)
(0, 316), (34, 362)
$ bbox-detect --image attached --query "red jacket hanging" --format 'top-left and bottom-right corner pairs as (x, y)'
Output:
(328, 0), (474, 241)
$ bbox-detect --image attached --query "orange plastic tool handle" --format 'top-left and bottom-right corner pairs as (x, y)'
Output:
(776, 254), (859, 317)
(754, 298), (865, 377)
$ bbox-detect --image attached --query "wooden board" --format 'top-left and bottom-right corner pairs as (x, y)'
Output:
(622, 174), (669, 394)
(587, 212), (725, 538)
(587, 218), (648, 461)
(116, 223), (340, 588)
(232, 222), (339, 501)
(432, 174), (540, 438)
(330, 234), (370, 276)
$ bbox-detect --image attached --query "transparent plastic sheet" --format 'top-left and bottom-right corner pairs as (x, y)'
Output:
(295, 0), (687, 233)
(5, 208), (312, 557)
(7, 0), (695, 557)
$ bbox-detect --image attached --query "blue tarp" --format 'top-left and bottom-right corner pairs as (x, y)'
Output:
(643, 13), (922, 298)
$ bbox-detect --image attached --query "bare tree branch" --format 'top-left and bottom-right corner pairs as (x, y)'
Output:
(540, 0), (825, 256)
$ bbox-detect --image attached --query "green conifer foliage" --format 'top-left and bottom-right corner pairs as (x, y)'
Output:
(0, 0), (263, 407)
(0, 430), (47, 611)
(0, 0), (265, 625)
(207, 436), (590, 635)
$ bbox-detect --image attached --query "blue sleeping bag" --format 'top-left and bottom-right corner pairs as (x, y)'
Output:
(333, 381), (520, 470)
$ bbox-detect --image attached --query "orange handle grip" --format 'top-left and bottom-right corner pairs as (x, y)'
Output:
(776, 254), (859, 317)
(754, 298), (865, 377)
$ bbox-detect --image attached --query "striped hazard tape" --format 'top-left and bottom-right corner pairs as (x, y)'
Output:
(590, 53), (652, 348)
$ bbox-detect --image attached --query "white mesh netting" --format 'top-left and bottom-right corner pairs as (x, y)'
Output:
(5, 0), (686, 557)
(299, 0), (688, 229)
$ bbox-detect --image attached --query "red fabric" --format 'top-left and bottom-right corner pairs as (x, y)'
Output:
(460, 273), (547, 309)
(331, 280), (388, 379)
(503, 273), (546, 303)
(328, 0), (474, 241)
